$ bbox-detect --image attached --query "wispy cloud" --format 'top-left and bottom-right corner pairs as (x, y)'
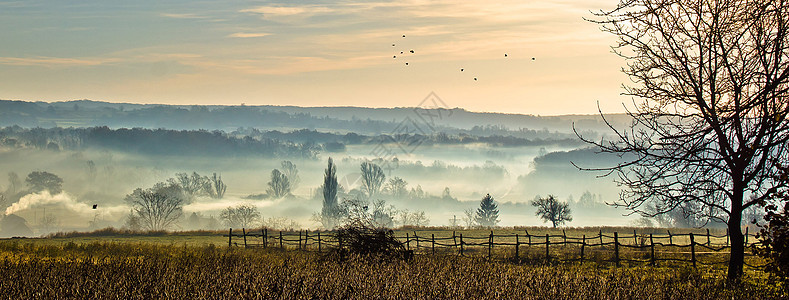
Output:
(228, 32), (271, 38)
(0, 56), (120, 67)
(240, 5), (335, 17)
(159, 13), (207, 19)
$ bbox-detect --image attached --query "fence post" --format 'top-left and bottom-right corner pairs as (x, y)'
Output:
(580, 234), (585, 262)
(690, 232), (696, 268)
(432, 234), (436, 255)
(614, 232), (620, 267)
(460, 233), (464, 256)
(650, 234), (655, 266)
(415, 231), (420, 250)
(406, 233), (410, 250)
(745, 227), (749, 246)
(262, 228), (267, 248)
(318, 231), (322, 252)
(488, 231), (493, 259)
(527, 230), (532, 247)
(545, 233), (550, 260)
(706, 228), (710, 246)
(668, 230), (673, 245)
(599, 230), (604, 249)
(228, 228), (232, 247)
(515, 234), (520, 260)
(453, 231), (457, 248)
(264, 228), (268, 248)
(242, 228), (247, 248)
(562, 230), (567, 248)
(726, 228), (729, 247)
(305, 230), (309, 250)
(298, 230), (302, 250)
(633, 229), (638, 245)
(279, 231), (283, 249)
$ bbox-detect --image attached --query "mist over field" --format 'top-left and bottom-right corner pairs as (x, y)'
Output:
(0, 99), (633, 236)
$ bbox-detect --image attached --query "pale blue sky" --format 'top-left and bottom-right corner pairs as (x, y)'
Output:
(0, 0), (628, 115)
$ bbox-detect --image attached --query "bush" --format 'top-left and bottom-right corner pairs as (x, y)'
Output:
(328, 221), (412, 261)
(755, 201), (789, 286)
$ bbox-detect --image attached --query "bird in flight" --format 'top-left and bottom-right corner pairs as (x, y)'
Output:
(410, 50), (414, 53)
(92, 204), (98, 209)
(405, 62), (409, 65)
(402, 34), (406, 38)
(393, 55), (396, 59)
(532, 57), (536, 60)
(474, 77), (477, 81)
(504, 53), (508, 57)
(460, 68), (464, 72)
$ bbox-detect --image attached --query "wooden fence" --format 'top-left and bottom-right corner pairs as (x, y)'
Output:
(224, 228), (761, 267)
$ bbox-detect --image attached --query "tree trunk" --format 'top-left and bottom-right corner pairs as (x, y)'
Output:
(727, 183), (745, 281)
(727, 219), (744, 281)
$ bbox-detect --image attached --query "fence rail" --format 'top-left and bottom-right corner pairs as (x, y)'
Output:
(224, 227), (761, 267)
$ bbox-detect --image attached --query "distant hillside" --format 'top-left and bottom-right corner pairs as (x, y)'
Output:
(0, 99), (629, 136)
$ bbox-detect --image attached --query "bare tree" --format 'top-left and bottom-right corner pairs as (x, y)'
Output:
(531, 195), (573, 228)
(267, 169), (291, 198)
(170, 172), (210, 198)
(220, 204), (261, 228)
(397, 209), (429, 227)
(384, 176), (408, 198)
(371, 199), (396, 228)
(125, 182), (184, 231)
(360, 161), (385, 199)
(208, 173), (227, 199)
(280, 160), (300, 190)
(40, 213), (59, 234)
(586, 0), (789, 280)
(462, 208), (476, 229)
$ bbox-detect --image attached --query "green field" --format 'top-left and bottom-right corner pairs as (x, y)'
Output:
(0, 228), (783, 299)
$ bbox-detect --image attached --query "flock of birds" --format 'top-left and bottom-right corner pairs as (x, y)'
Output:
(391, 34), (535, 81)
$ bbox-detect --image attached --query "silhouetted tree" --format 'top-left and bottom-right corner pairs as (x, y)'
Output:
(475, 194), (500, 227)
(384, 177), (408, 198)
(531, 195), (573, 228)
(25, 171), (63, 194)
(6, 172), (19, 195)
(462, 208), (475, 228)
(220, 204), (261, 228)
(280, 160), (300, 190)
(360, 161), (385, 199)
(208, 173), (227, 199)
(267, 169), (290, 198)
(442, 187), (455, 200)
(170, 172), (210, 198)
(320, 158), (342, 229)
(125, 182), (185, 231)
(85, 160), (96, 181)
(397, 209), (430, 227)
(586, 0), (789, 280)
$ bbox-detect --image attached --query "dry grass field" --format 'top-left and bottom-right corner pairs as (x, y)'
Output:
(0, 227), (783, 299)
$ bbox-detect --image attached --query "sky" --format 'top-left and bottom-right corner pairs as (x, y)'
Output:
(0, 0), (629, 115)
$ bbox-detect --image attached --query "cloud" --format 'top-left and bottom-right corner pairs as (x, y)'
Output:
(228, 32), (271, 38)
(0, 56), (119, 67)
(240, 6), (335, 17)
(160, 13), (207, 19)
